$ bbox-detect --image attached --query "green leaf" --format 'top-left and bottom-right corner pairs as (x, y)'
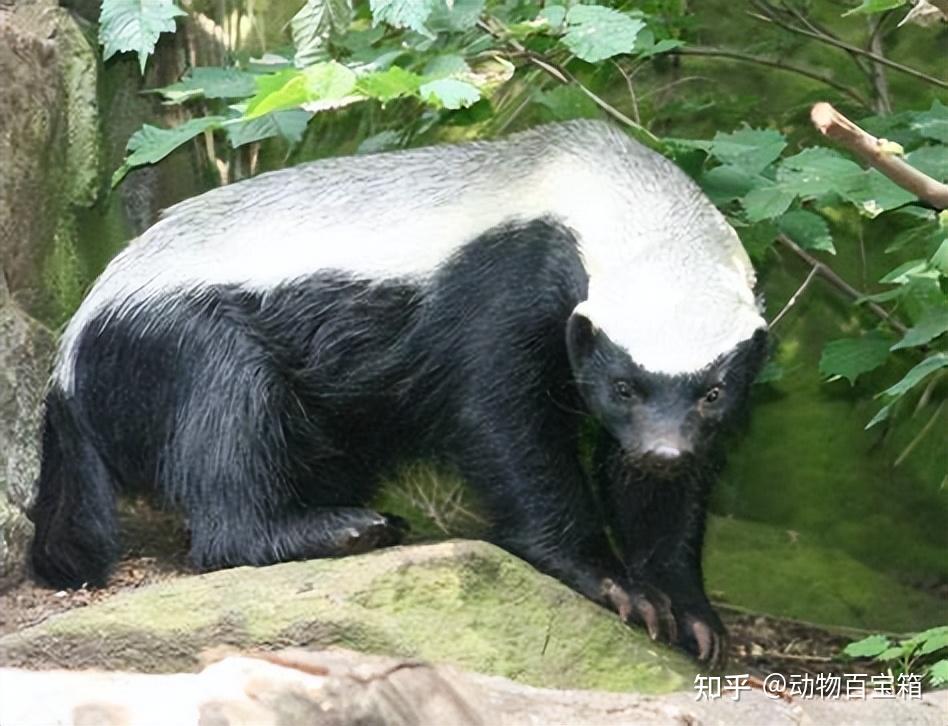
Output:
(777, 148), (863, 199)
(891, 306), (948, 350)
(357, 66), (424, 102)
(906, 145), (948, 182)
(932, 237), (948, 274)
(879, 258), (931, 284)
(419, 78), (480, 110)
(843, 0), (906, 16)
(844, 634), (891, 658)
(843, 169), (917, 218)
(561, 5), (645, 63)
(930, 660), (948, 686)
(534, 85), (598, 121)
(427, 0), (484, 32)
(866, 402), (893, 428)
(699, 165), (760, 205)
(153, 67), (257, 103)
(291, 0), (353, 68)
(877, 646), (908, 661)
(911, 100), (948, 145)
(736, 220), (778, 262)
(422, 55), (470, 80)
(918, 630), (948, 656)
(244, 63), (357, 119)
(742, 184), (796, 222)
(778, 210), (835, 254)
(370, 0), (440, 36)
(711, 128), (787, 174)
(112, 116), (225, 186)
(225, 110), (312, 147)
(880, 353), (948, 398)
(540, 4), (567, 29)
(819, 332), (893, 385)
(99, 0), (187, 73)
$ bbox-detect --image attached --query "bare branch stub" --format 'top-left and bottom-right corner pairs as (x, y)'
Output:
(811, 102), (948, 210)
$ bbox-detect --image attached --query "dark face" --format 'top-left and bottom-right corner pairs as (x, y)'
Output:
(567, 313), (768, 475)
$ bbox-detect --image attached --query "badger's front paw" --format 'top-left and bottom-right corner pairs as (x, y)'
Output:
(675, 604), (728, 670)
(601, 577), (678, 644)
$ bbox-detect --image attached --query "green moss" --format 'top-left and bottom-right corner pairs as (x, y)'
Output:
(704, 517), (947, 633)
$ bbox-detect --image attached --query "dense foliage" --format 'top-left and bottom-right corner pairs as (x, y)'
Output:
(97, 1), (947, 451)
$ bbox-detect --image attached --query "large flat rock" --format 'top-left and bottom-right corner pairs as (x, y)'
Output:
(0, 540), (698, 693)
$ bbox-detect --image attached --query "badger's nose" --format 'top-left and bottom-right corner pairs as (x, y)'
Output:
(652, 444), (682, 460)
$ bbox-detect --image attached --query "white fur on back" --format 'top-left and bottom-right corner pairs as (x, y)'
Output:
(55, 121), (765, 388)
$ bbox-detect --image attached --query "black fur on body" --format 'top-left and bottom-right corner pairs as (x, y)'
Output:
(30, 219), (766, 667)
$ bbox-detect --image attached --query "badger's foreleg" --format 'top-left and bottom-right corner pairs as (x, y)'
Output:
(597, 439), (727, 668)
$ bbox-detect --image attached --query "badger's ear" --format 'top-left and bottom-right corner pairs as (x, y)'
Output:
(566, 303), (598, 371)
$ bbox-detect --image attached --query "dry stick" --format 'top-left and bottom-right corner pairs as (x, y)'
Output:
(769, 265), (819, 327)
(811, 102), (948, 209)
(777, 233), (909, 336)
(673, 47), (871, 109)
(746, 10), (948, 89)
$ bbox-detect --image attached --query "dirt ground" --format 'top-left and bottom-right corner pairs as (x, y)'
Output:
(0, 500), (885, 678)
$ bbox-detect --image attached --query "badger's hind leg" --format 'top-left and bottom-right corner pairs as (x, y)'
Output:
(159, 297), (408, 571)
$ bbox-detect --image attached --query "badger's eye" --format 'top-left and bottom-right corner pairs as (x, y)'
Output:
(614, 380), (634, 399)
(703, 386), (722, 404)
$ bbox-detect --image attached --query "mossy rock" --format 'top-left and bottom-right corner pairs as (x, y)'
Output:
(0, 541), (697, 693)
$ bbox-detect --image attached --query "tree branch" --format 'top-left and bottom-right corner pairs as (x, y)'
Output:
(746, 9), (948, 89)
(776, 234), (910, 336)
(476, 18), (662, 148)
(672, 46), (871, 109)
(811, 102), (948, 209)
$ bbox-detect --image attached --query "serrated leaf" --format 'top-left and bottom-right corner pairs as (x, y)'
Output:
(244, 63), (357, 119)
(907, 145), (948, 183)
(844, 634), (891, 658)
(843, 169), (917, 217)
(427, 0), (484, 32)
(742, 184), (796, 222)
(879, 353), (948, 398)
(843, 0), (906, 16)
(153, 67), (257, 103)
(911, 100), (948, 144)
(423, 55), (470, 79)
(370, 0), (440, 36)
(778, 210), (835, 254)
(777, 148), (863, 198)
(357, 66), (424, 102)
(711, 127), (787, 174)
(891, 306), (948, 350)
(419, 78), (480, 109)
(99, 0), (187, 73)
(930, 660), (948, 686)
(879, 259), (930, 284)
(561, 5), (645, 63)
(225, 109), (312, 147)
(112, 116), (225, 186)
(820, 332), (893, 385)
(292, 0), (353, 68)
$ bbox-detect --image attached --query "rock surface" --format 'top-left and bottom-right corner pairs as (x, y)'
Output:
(0, 541), (698, 693)
(2, 647), (946, 726)
(0, 280), (55, 590)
